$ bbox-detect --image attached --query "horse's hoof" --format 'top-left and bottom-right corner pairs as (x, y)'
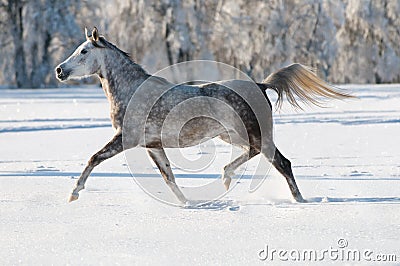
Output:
(296, 197), (307, 203)
(68, 193), (79, 202)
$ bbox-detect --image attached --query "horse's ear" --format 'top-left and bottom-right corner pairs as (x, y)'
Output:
(85, 27), (90, 41)
(92, 27), (99, 42)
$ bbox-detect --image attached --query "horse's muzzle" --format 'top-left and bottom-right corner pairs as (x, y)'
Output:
(55, 65), (70, 81)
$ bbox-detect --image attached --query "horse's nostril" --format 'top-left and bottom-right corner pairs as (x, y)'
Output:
(56, 67), (62, 75)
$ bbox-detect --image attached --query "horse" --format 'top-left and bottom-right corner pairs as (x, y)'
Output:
(55, 27), (352, 204)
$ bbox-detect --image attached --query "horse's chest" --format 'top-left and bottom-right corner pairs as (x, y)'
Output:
(109, 102), (126, 129)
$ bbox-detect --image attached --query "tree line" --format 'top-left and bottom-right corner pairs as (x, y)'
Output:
(0, 0), (399, 88)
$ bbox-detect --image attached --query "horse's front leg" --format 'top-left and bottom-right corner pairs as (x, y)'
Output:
(146, 148), (187, 204)
(69, 132), (123, 202)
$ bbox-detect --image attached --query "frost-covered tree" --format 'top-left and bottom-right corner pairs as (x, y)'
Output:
(0, 0), (83, 88)
(92, 0), (213, 73)
(0, 0), (30, 88)
(0, 0), (399, 87)
(332, 0), (400, 83)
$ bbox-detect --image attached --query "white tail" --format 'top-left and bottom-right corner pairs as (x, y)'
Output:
(262, 63), (354, 109)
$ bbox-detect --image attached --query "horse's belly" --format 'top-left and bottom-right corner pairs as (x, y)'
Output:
(153, 117), (225, 148)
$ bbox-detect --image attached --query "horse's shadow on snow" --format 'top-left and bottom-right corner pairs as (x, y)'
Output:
(183, 200), (241, 211)
(183, 197), (400, 211)
(307, 196), (400, 204)
(3, 170), (400, 207)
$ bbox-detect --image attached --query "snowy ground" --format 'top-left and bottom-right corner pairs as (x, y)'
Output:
(0, 85), (399, 265)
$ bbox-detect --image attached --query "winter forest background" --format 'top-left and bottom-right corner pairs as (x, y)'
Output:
(0, 0), (399, 88)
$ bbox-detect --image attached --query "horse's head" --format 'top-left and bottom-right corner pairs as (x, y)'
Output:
(55, 27), (104, 81)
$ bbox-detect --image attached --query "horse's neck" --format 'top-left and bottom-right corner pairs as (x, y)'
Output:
(99, 53), (149, 106)
(98, 53), (149, 130)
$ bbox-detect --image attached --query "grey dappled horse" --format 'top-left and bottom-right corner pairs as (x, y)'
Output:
(56, 27), (351, 204)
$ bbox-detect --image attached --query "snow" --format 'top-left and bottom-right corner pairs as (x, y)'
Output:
(0, 85), (399, 264)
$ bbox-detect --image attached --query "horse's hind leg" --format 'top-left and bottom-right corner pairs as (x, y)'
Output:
(69, 132), (123, 202)
(222, 147), (259, 190)
(270, 148), (305, 202)
(147, 148), (187, 204)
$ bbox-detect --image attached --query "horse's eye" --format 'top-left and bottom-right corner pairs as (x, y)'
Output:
(81, 49), (88, 55)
